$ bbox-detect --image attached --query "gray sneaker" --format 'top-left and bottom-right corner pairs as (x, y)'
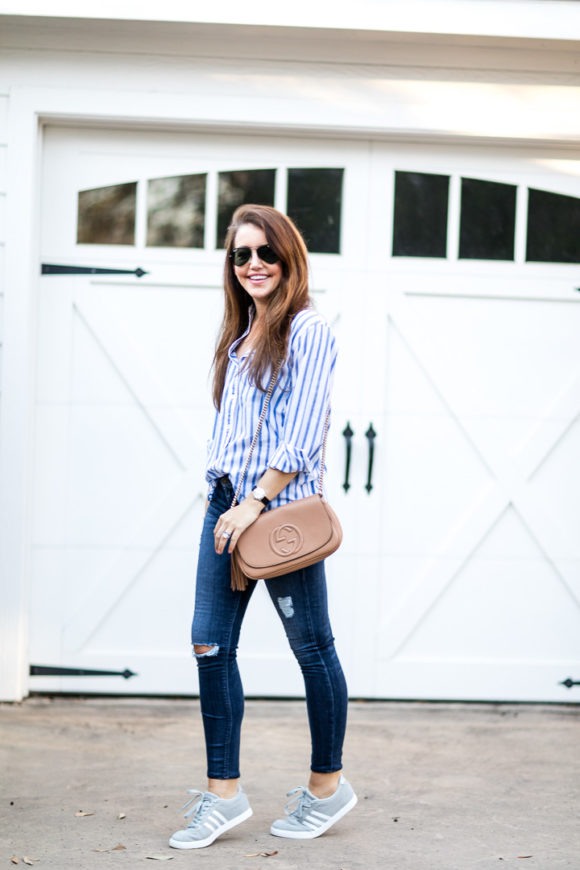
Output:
(270, 775), (357, 839)
(169, 787), (252, 849)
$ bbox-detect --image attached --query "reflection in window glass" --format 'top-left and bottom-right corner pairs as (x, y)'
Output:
(147, 174), (206, 248)
(392, 171), (449, 257)
(287, 168), (343, 254)
(77, 182), (137, 245)
(459, 178), (516, 260)
(526, 188), (580, 263)
(216, 169), (276, 248)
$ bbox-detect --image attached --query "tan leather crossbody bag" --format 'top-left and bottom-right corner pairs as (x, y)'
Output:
(230, 363), (342, 591)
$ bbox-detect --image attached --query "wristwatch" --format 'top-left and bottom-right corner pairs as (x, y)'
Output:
(251, 486), (270, 507)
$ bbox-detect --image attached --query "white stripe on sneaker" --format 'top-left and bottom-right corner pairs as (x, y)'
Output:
(204, 812), (224, 831)
(213, 810), (227, 823)
(309, 811), (330, 821)
(203, 820), (217, 831)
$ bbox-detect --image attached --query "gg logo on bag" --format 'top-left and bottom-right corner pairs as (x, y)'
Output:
(269, 524), (304, 556)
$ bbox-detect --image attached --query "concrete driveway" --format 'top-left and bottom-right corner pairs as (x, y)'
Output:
(1, 697), (579, 869)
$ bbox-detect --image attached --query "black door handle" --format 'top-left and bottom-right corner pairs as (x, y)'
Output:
(365, 424), (377, 493)
(342, 422), (354, 492)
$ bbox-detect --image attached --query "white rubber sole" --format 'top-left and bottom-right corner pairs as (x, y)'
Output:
(169, 806), (253, 849)
(269, 793), (358, 840)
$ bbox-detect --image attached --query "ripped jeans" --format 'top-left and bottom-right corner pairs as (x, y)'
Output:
(191, 476), (348, 780)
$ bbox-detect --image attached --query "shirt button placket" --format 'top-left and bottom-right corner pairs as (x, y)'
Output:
(224, 363), (240, 446)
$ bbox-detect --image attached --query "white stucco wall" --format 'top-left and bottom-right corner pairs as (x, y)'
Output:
(0, 18), (578, 141)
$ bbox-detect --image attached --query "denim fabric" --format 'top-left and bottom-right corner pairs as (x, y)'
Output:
(191, 476), (348, 780)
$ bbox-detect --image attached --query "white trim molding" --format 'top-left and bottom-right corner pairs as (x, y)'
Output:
(1, 0), (580, 41)
(0, 96), (41, 701)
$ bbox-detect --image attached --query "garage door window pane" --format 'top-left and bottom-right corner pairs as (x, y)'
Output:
(287, 168), (343, 254)
(459, 178), (516, 260)
(77, 182), (137, 245)
(217, 169), (276, 248)
(526, 188), (580, 263)
(147, 173), (206, 248)
(392, 171), (449, 258)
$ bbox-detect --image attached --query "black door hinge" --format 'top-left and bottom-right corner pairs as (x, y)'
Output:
(30, 665), (137, 679)
(41, 264), (148, 278)
(560, 677), (580, 689)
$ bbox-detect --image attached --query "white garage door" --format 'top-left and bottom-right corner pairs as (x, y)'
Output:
(30, 126), (580, 701)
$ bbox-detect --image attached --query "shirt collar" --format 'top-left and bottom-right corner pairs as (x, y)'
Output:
(228, 309), (254, 361)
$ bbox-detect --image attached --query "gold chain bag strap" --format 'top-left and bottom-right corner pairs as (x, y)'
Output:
(229, 362), (342, 591)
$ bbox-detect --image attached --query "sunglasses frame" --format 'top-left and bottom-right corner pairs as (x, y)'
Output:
(229, 244), (280, 267)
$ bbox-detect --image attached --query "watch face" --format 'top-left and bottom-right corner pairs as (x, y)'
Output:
(253, 487), (267, 501)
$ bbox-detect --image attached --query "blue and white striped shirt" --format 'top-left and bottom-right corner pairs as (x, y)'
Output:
(206, 307), (337, 509)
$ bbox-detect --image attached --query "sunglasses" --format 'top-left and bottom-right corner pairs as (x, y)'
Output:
(229, 244), (280, 267)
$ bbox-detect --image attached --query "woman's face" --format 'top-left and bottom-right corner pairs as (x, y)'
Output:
(232, 223), (282, 311)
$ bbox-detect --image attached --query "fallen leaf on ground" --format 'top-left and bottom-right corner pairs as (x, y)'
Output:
(117, 813), (126, 820)
(145, 857), (174, 861)
(10, 859), (19, 866)
(75, 810), (95, 817)
(244, 851), (278, 858)
(23, 860), (40, 866)
(93, 845), (126, 853)
(518, 858), (533, 860)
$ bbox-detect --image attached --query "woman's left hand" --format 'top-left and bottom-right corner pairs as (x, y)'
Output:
(213, 499), (263, 555)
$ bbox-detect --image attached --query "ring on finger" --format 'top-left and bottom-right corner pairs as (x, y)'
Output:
(221, 531), (232, 539)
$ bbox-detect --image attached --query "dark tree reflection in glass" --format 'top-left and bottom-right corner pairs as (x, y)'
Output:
(526, 188), (580, 263)
(216, 169), (276, 248)
(459, 178), (516, 260)
(287, 168), (344, 253)
(392, 171), (449, 257)
(77, 182), (137, 245)
(147, 174), (206, 248)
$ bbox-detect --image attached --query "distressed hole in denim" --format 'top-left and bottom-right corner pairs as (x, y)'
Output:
(192, 643), (219, 658)
(277, 596), (294, 618)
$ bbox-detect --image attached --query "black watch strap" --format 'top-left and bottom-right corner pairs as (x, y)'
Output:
(252, 487), (270, 507)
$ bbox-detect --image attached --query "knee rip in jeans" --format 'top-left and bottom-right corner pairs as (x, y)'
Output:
(192, 643), (219, 658)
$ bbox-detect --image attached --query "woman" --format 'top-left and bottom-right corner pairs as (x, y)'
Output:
(169, 204), (356, 850)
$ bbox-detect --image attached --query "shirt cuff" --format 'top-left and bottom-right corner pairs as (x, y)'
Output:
(268, 442), (314, 474)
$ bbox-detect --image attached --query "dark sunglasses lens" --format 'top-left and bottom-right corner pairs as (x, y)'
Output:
(258, 245), (279, 264)
(231, 245), (279, 267)
(232, 247), (251, 267)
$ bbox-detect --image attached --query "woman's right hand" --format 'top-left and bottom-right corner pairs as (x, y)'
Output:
(213, 499), (263, 556)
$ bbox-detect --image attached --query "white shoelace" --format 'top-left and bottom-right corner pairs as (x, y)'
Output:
(284, 786), (314, 820)
(180, 790), (218, 827)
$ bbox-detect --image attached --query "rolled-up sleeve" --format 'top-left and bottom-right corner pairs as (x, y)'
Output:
(268, 320), (337, 475)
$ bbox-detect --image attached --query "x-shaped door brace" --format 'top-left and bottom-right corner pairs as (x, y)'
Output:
(64, 295), (209, 651)
(379, 288), (580, 659)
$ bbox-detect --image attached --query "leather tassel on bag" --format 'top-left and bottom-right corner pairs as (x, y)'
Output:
(230, 551), (250, 592)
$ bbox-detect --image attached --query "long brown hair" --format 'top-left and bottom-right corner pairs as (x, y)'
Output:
(212, 204), (311, 410)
